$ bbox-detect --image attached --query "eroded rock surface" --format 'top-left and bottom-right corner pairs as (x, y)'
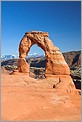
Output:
(17, 31), (75, 91)
(18, 31), (70, 75)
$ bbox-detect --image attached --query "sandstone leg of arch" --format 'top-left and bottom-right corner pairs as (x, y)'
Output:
(44, 37), (70, 76)
(18, 58), (29, 73)
(18, 35), (34, 73)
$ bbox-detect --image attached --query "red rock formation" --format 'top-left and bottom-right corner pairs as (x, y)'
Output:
(18, 31), (70, 75)
(17, 31), (75, 90)
(18, 58), (29, 73)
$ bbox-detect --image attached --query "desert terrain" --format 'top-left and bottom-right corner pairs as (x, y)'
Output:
(1, 50), (81, 120)
(1, 72), (81, 120)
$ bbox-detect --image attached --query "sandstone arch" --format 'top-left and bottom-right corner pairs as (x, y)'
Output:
(13, 31), (76, 92)
(18, 31), (70, 77)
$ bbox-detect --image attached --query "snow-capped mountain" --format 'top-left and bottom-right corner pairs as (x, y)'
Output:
(26, 53), (45, 58)
(1, 53), (45, 60)
(1, 55), (16, 60)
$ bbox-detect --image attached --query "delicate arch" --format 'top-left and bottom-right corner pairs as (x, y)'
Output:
(18, 31), (70, 77)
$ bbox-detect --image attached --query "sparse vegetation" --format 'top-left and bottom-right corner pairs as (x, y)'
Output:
(2, 65), (17, 71)
(30, 67), (45, 79)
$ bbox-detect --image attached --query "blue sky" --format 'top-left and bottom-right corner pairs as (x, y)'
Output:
(1, 1), (81, 56)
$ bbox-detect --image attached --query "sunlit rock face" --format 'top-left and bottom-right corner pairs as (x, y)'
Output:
(17, 31), (76, 91)
(18, 31), (70, 76)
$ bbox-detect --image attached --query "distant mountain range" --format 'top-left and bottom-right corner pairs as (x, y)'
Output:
(27, 53), (45, 58)
(1, 55), (16, 60)
(1, 53), (45, 60)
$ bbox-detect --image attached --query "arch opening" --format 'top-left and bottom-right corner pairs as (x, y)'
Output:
(26, 44), (46, 79)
